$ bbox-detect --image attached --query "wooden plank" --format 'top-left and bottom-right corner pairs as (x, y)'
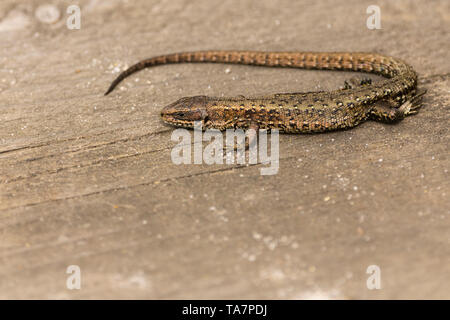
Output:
(0, 0), (449, 299)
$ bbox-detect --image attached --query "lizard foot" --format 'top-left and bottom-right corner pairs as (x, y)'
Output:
(223, 123), (259, 160)
(399, 88), (427, 115)
(370, 88), (427, 122)
(342, 77), (372, 90)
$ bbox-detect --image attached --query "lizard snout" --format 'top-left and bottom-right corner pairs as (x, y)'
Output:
(161, 96), (208, 127)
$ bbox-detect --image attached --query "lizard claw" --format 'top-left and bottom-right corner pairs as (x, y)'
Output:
(399, 88), (427, 116)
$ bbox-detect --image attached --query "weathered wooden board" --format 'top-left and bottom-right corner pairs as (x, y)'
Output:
(0, 0), (449, 299)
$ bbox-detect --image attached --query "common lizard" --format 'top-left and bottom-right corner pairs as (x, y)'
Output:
(105, 51), (426, 133)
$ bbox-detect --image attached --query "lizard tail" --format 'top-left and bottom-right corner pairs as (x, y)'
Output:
(105, 51), (416, 96)
(105, 52), (198, 95)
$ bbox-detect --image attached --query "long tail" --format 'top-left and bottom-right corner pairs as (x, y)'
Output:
(104, 51), (416, 95)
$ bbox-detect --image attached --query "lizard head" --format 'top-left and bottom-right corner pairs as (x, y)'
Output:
(161, 95), (208, 128)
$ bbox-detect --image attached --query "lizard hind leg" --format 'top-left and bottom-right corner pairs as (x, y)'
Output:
(369, 99), (404, 123)
(369, 89), (426, 123)
(342, 77), (372, 90)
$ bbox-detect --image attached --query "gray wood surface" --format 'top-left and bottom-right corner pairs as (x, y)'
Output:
(0, 0), (449, 299)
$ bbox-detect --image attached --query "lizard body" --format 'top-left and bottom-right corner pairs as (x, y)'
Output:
(105, 51), (425, 133)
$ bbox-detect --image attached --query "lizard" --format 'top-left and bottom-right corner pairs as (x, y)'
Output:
(104, 51), (426, 133)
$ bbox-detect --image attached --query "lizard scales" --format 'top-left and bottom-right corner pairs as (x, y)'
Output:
(105, 51), (425, 133)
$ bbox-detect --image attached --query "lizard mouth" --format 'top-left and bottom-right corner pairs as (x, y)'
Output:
(161, 96), (208, 128)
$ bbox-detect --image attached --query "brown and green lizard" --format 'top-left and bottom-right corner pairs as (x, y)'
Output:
(105, 51), (426, 133)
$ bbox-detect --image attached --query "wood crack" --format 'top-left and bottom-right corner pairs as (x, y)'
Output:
(0, 158), (289, 212)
